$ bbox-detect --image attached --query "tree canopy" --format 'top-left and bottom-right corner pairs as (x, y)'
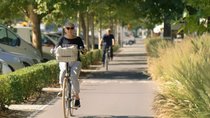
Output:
(0, 0), (209, 54)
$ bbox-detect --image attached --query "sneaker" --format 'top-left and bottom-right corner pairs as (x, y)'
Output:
(74, 99), (81, 107)
(57, 92), (62, 97)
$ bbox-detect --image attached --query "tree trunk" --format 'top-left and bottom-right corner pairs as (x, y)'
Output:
(86, 12), (90, 50)
(208, 16), (210, 32)
(116, 20), (120, 45)
(27, 4), (42, 56)
(90, 13), (95, 50)
(163, 17), (172, 40)
(76, 11), (80, 36)
(80, 13), (87, 48)
(98, 16), (102, 49)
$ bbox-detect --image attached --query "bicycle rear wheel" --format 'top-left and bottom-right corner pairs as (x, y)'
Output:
(62, 77), (74, 117)
(105, 52), (109, 71)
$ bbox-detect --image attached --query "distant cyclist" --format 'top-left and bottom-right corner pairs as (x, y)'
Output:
(101, 28), (115, 66)
(55, 22), (86, 108)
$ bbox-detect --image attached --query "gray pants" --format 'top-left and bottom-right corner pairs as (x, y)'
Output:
(59, 61), (81, 94)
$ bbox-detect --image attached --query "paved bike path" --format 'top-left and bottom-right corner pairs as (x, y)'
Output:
(31, 40), (156, 118)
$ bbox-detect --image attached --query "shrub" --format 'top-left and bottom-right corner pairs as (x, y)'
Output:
(144, 37), (173, 58)
(0, 60), (58, 109)
(150, 36), (210, 117)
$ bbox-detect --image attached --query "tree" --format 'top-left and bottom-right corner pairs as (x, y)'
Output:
(135, 0), (185, 39)
(0, 0), (77, 56)
(184, 0), (210, 34)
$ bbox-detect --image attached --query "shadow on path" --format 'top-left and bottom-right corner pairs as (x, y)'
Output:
(78, 115), (153, 118)
(110, 62), (147, 65)
(115, 53), (147, 57)
(87, 70), (150, 80)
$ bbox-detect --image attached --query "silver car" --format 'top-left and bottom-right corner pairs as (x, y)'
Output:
(10, 52), (36, 67)
(44, 32), (61, 42)
(0, 59), (12, 74)
(0, 48), (36, 71)
(0, 51), (25, 72)
(42, 33), (57, 51)
(13, 27), (58, 61)
(0, 25), (43, 63)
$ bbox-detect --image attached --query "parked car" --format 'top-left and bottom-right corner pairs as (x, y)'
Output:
(13, 27), (59, 61)
(122, 32), (136, 45)
(44, 32), (61, 42)
(41, 33), (58, 61)
(0, 46), (38, 70)
(0, 25), (43, 63)
(0, 51), (25, 72)
(42, 33), (57, 47)
(0, 59), (12, 74)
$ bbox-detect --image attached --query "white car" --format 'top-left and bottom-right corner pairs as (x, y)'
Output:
(0, 59), (12, 74)
(12, 27), (58, 61)
(0, 25), (43, 63)
(123, 32), (136, 45)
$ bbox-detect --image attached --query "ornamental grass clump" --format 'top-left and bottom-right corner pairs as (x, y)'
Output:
(144, 37), (173, 58)
(150, 36), (210, 118)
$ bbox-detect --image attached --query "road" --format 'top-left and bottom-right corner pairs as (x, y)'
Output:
(30, 39), (156, 118)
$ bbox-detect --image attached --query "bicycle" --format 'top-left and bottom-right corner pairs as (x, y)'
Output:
(55, 45), (78, 117)
(105, 46), (111, 71)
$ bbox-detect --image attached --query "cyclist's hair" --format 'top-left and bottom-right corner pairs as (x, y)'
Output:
(106, 28), (111, 33)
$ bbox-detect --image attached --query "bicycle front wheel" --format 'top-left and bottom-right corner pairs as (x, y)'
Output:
(62, 77), (74, 117)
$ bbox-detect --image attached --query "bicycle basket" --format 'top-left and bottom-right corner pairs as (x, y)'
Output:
(55, 45), (78, 62)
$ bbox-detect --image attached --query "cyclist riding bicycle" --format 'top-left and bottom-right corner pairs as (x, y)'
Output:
(53, 22), (86, 108)
(101, 28), (115, 66)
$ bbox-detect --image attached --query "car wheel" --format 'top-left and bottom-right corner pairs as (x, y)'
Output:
(8, 65), (15, 72)
(42, 58), (49, 62)
(23, 62), (30, 67)
(128, 41), (133, 45)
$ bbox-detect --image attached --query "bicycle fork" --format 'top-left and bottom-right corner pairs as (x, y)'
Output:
(67, 79), (72, 108)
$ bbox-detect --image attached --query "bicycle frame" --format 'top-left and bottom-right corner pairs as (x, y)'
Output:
(105, 47), (111, 71)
